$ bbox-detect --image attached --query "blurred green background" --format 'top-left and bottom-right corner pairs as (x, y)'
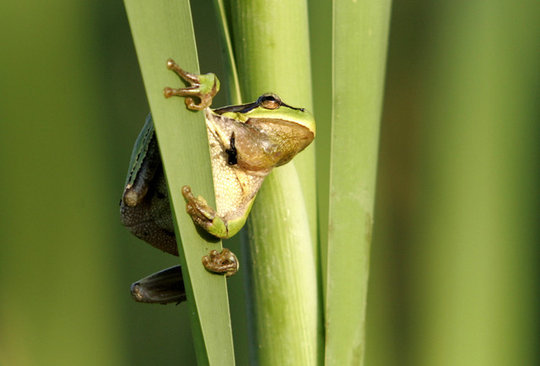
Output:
(0, 0), (538, 365)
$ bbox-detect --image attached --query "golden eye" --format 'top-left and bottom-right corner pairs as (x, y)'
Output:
(257, 93), (282, 110)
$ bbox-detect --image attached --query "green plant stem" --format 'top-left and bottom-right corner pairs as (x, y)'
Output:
(324, 1), (391, 365)
(231, 1), (317, 251)
(230, 1), (321, 364)
(247, 167), (318, 365)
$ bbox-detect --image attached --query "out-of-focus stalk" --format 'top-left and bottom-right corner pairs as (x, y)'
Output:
(324, 1), (391, 365)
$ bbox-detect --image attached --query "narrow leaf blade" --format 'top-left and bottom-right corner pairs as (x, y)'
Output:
(124, 1), (235, 365)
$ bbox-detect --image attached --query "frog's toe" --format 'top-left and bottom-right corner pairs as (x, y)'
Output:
(182, 186), (215, 221)
(181, 185), (196, 200)
(202, 248), (239, 277)
(186, 202), (215, 225)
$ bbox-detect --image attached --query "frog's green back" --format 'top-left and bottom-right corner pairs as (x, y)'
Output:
(125, 114), (155, 188)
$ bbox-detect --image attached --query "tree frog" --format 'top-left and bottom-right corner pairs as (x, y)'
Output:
(121, 59), (315, 301)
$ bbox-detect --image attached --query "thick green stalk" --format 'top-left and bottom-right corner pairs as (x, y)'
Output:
(231, 1), (317, 248)
(230, 1), (320, 365)
(247, 167), (318, 365)
(325, 1), (391, 365)
(124, 1), (234, 365)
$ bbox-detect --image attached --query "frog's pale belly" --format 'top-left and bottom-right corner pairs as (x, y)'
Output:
(204, 110), (266, 221)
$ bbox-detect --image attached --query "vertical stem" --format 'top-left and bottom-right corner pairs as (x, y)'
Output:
(325, 1), (391, 365)
(248, 168), (318, 365)
(230, 1), (321, 365)
(231, 0), (317, 248)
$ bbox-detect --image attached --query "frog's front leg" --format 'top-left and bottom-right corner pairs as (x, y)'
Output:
(163, 59), (220, 111)
(181, 186), (248, 239)
(181, 185), (242, 276)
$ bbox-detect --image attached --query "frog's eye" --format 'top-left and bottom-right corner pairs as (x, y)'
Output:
(257, 93), (282, 110)
(257, 93), (306, 112)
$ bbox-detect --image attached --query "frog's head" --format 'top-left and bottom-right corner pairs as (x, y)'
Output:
(214, 94), (315, 168)
(215, 93), (316, 136)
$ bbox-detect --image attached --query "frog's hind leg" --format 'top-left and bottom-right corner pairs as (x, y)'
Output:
(202, 249), (239, 277)
(120, 167), (179, 256)
(122, 131), (161, 207)
(131, 265), (186, 304)
(120, 118), (178, 256)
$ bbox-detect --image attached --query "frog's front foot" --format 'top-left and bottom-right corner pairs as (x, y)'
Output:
(163, 59), (220, 111)
(202, 248), (239, 277)
(182, 186), (229, 238)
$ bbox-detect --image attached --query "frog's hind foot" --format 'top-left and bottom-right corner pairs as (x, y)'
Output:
(202, 248), (239, 277)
